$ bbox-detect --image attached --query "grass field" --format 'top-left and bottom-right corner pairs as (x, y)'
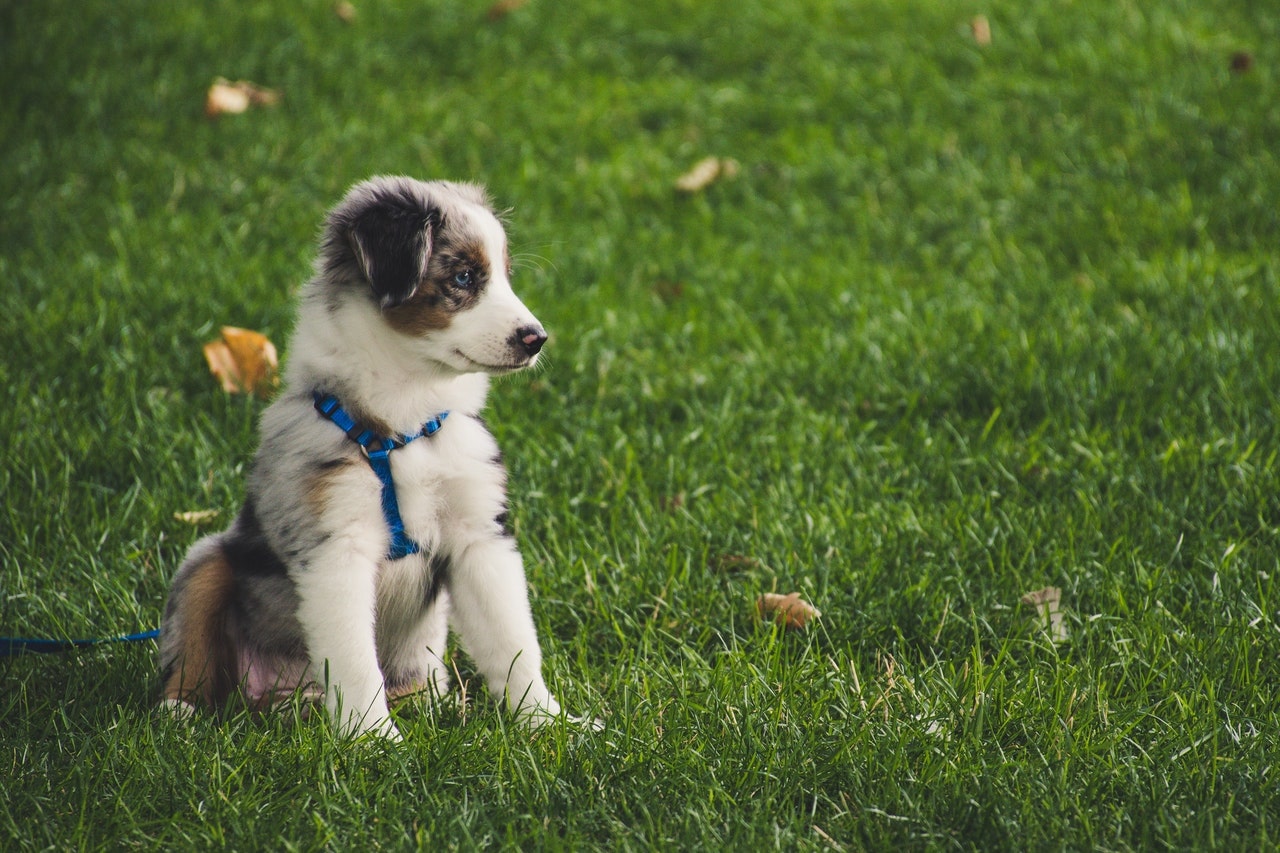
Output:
(3, 0), (1279, 848)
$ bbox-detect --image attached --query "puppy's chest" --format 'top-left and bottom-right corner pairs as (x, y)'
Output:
(388, 427), (506, 541)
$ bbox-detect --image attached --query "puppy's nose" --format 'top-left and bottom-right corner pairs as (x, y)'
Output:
(516, 324), (548, 357)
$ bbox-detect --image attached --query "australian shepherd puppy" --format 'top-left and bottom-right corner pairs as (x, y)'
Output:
(159, 176), (581, 739)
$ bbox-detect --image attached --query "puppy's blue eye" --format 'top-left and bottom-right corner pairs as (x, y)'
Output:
(453, 270), (474, 288)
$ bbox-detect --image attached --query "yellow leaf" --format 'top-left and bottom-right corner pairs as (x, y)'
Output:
(203, 326), (279, 397)
(757, 592), (822, 630)
(1019, 586), (1069, 644)
(174, 509), (221, 525)
(676, 157), (740, 193)
(205, 78), (281, 118)
(334, 1), (357, 24)
(970, 15), (992, 46)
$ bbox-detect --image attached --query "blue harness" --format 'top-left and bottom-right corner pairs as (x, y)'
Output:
(312, 392), (448, 561)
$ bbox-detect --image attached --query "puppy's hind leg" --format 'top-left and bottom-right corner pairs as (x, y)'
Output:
(159, 537), (238, 715)
(383, 590), (452, 706)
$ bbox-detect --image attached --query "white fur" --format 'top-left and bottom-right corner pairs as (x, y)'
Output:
(290, 187), (562, 736)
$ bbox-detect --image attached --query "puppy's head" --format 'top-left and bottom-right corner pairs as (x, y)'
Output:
(320, 176), (546, 374)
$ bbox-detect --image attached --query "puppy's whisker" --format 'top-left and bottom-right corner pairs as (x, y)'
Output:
(528, 352), (552, 378)
(512, 252), (556, 274)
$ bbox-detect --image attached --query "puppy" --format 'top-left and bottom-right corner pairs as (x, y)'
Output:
(160, 176), (576, 738)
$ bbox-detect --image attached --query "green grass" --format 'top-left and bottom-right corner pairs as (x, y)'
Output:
(2, 0), (1278, 848)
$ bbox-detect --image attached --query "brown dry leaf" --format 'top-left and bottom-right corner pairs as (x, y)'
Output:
(970, 15), (992, 46)
(1019, 586), (1069, 644)
(203, 326), (279, 396)
(675, 156), (740, 193)
(487, 0), (528, 21)
(1230, 51), (1254, 73)
(710, 554), (762, 573)
(205, 78), (281, 118)
(334, 1), (357, 23)
(174, 509), (221, 525)
(757, 592), (822, 630)
(653, 279), (685, 303)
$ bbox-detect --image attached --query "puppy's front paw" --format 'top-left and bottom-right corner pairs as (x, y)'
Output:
(516, 703), (604, 732)
(345, 714), (402, 742)
(370, 718), (403, 742)
(333, 703), (402, 741)
(567, 713), (606, 732)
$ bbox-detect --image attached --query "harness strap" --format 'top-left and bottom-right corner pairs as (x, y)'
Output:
(313, 392), (448, 561)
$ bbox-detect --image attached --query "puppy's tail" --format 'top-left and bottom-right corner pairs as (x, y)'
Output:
(159, 538), (237, 712)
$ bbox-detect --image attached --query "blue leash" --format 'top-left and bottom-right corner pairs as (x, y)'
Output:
(1, 628), (159, 657)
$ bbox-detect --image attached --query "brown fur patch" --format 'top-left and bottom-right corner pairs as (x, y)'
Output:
(303, 457), (359, 516)
(383, 275), (456, 336)
(386, 681), (429, 704)
(161, 550), (237, 708)
(443, 238), (489, 278)
(326, 398), (393, 439)
(383, 233), (489, 337)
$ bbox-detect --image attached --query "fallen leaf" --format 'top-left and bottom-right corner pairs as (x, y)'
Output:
(710, 554), (762, 573)
(1019, 586), (1069, 644)
(205, 78), (281, 118)
(757, 592), (822, 630)
(653, 279), (685, 303)
(487, 0), (528, 21)
(675, 156), (740, 193)
(334, 1), (357, 23)
(203, 326), (279, 396)
(205, 81), (250, 117)
(970, 15), (992, 46)
(174, 509), (221, 525)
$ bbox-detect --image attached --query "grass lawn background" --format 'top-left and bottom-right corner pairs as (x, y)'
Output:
(2, 0), (1278, 848)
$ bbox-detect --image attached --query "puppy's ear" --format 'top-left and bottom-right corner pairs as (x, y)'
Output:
(347, 204), (436, 309)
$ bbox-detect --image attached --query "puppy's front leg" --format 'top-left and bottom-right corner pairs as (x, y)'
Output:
(447, 541), (562, 721)
(295, 553), (397, 739)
